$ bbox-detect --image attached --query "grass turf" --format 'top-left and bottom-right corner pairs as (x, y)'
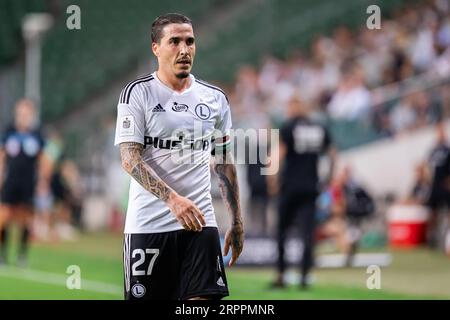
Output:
(0, 232), (449, 300)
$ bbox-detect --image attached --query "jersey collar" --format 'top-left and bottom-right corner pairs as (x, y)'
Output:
(152, 72), (195, 95)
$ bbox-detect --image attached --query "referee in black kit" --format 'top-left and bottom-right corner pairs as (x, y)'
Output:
(272, 94), (335, 289)
(0, 99), (49, 266)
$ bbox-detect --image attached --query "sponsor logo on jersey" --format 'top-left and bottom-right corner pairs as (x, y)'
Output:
(195, 103), (211, 120)
(131, 283), (146, 298)
(152, 104), (166, 113)
(144, 136), (210, 151)
(172, 102), (189, 112)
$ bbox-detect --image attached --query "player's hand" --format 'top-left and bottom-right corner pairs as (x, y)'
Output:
(223, 220), (244, 267)
(166, 192), (206, 232)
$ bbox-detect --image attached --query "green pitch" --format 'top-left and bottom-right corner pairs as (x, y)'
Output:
(0, 232), (449, 300)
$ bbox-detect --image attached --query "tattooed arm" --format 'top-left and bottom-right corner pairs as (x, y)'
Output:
(119, 142), (205, 231)
(212, 148), (244, 267)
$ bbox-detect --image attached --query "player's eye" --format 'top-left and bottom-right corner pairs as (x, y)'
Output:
(186, 38), (195, 46)
(170, 38), (179, 45)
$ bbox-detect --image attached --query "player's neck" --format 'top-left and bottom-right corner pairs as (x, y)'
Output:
(156, 70), (192, 93)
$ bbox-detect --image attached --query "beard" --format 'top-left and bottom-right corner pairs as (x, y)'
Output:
(175, 70), (190, 79)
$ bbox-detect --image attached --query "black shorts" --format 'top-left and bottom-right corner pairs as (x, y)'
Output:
(123, 227), (229, 300)
(1, 180), (35, 205)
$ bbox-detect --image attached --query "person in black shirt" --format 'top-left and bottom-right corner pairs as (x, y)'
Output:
(0, 99), (50, 265)
(272, 95), (335, 289)
(426, 122), (450, 248)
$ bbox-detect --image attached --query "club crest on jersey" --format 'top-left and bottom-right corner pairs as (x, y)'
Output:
(172, 102), (189, 112)
(152, 104), (166, 113)
(195, 103), (211, 120)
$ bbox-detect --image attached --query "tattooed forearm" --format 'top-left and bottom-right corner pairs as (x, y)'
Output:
(213, 152), (242, 226)
(120, 142), (172, 201)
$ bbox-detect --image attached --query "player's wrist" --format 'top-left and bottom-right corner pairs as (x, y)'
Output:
(165, 190), (180, 207)
(231, 218), (243, 228)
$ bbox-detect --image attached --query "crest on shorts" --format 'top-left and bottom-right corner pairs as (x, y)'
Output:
(131, 283), (146, 298)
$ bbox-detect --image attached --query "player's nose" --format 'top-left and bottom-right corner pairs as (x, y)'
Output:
(179, 42), (189, 55)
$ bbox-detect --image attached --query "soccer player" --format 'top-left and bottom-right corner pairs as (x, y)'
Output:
(114, 13), (244, 300)
(272, 95), (335, 289)
(0, 99), (49, 265)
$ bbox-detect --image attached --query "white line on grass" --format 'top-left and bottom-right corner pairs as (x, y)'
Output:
(0, 266), (122, 296)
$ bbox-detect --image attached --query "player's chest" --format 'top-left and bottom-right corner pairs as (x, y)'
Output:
(145, 95), (219, 132)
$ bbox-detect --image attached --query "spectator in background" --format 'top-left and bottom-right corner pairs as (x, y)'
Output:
(316, 169), (352, 256)
(390, 95), (417, 134)
(327, 62), (371, 121)
(50, 155), (83, 240)
(59, 158), (84, 231)
(410, 9), (438, 72)
(319, 166), (375, 264)
(413, 91), (436, 128)
(228, 0), (450, 142)
(33, 129), (63, 241)
(34, 130), (84, 241)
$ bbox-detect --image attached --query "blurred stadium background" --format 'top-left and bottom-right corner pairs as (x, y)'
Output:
(1, 0), (450, 299)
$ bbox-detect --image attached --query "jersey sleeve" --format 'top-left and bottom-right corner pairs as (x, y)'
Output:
(114, 85), (146, 146)
(212, 93), (232, 155)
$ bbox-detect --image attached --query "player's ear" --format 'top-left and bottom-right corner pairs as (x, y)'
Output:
(151, 42), (159, 57)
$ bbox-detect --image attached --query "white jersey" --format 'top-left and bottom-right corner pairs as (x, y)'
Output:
(114, 72), (232, 234)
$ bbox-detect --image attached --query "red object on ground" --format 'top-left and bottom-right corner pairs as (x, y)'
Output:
(387, 204), (429, 248)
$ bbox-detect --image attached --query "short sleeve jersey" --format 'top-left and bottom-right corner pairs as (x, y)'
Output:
(114, 72), (232, 233)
